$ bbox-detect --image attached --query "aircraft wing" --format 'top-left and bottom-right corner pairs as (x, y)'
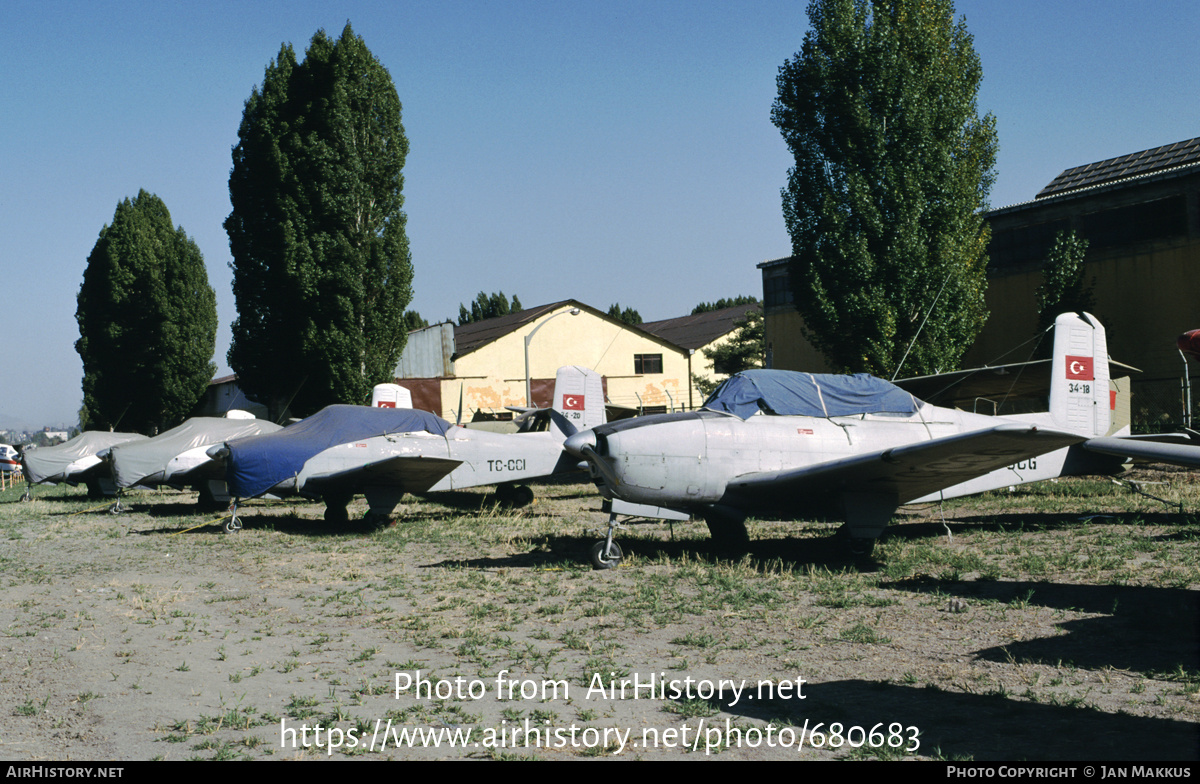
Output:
(724, 424), (1085, 506)
(303, 455), (463, 496)
(1082, 437), (1200, 468)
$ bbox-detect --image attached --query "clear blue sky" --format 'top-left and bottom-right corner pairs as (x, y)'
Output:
(2, 0), (1197, 427)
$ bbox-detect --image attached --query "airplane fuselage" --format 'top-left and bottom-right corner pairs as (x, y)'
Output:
(588, 406), (941, 498)
(573, 404), (1074, 520)
(295, 426), (581, 513)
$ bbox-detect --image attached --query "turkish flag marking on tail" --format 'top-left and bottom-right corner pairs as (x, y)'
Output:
(563, 395), (585, 411)
(1065, 356), (1094, 381)
(377, 402), (397, 408)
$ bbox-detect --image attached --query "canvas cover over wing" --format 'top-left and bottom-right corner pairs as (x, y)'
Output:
(108, 418), (281, 488)
(225, 405), (452, 499)
(22, 431), (148, 484)
(703, 369), (920, 420)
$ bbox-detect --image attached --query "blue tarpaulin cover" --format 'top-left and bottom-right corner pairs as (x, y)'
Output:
(225, 405), (452, 499)
(703, 369), (920, 420)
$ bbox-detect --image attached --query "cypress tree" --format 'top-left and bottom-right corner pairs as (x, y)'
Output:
(226, 23), (413, 418)
(76, 191), (217, 433)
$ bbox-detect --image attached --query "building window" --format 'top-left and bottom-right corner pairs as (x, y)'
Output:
(762, 265), (795, 308)
(634, 354), (662, 374)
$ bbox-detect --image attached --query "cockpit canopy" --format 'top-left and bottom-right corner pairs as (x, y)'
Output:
(702, 369), (921, 420)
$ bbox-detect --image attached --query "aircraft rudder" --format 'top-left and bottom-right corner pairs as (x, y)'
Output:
(1049, 312), (1111, 437)
(551, 365), (605, 433)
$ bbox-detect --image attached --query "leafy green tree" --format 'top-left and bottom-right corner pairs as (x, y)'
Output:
(457, 292), (523, 325)
(691, 296), (759, 315)
(693, 309), (765, 397)
(607, 303), (643, 325)
(772, 0), (997, 377)
(402, 310), (429, 332)
(226, 23), (413, 419)
(75, 191), (217, 434)
(1036, 230), (1094, 333)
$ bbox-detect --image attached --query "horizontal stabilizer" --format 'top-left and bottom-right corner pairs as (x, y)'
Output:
(1083, 437), (1200, 468)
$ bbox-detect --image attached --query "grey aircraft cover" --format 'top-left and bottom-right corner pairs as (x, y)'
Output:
(106, 418), (282, 489)
(22, 431), (148, 485)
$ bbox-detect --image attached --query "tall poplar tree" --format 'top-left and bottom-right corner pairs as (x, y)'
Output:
(75, 191), (217, 434)
(1036, 230), (1094, 334)
(226, 23), (413, 418)
(772, 0), (997, 377)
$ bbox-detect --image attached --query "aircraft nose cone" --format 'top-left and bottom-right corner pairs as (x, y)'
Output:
(563, 430), (596, 457)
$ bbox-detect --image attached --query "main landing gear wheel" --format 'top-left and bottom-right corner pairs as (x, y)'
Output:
(197, 483), (226, 511)
(324, 502), (350, 526)
(590, 540), (623, 570)
(704, 512), (750, 551)
(363, 510), (392, 529)
(836, 524), (876, 557)
(496, 483), (534, 507)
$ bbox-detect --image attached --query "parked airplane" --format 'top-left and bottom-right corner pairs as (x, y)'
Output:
(102, 413), (281, 506)
(21, 431), (148, 498)
(1, 444), (20, 475)
(565, 312), (1111, 567)
(215, 366), (605, 529)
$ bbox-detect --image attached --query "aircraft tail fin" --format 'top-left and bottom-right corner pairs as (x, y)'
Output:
(1049, 312), (1111, 437)
(549, 366), (605, 440)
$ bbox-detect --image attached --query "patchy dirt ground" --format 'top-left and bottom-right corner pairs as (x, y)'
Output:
(1, 471), (1198, 761)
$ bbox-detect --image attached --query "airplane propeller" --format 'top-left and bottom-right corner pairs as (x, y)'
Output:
(563, 431), (621, 488)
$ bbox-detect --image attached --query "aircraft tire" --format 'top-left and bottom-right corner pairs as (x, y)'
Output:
(836, 524), (876, 557)
(590, 540), (623, 570)
(497, 483), (534, 508)
(511, 485), (534, 507)
(196, 484), (225, 511)
(363, 510), (391, 529)
(704, 515), (750, 551)
(324, 502), (350, 526)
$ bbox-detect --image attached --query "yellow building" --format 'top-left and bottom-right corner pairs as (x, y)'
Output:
(640, 301), (762, 402)
(393, 300), (720, 420)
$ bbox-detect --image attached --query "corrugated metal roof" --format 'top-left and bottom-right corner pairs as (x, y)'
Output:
(640, 303), (761, 351)
(1037, 137), (1200, 199)
(451, 301), (578, 358)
